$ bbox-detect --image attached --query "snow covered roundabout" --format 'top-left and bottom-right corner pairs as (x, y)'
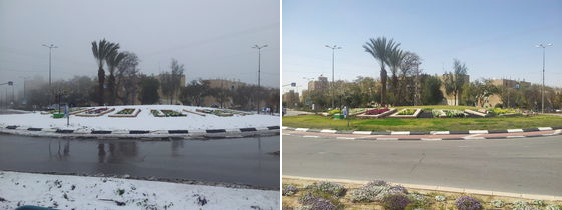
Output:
(0, 105), (280, 139)
(0, 171), (279, 210)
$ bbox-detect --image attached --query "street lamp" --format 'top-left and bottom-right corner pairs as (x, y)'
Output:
(42, 43), (58, 104)
(0, 81), (14, 109)
(536, 43), (552, 113)
(325, 45), (341, 109)
(252, 44), (268, 114)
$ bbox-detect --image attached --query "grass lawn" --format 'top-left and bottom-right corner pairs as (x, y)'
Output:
(283, 114), (562, 131)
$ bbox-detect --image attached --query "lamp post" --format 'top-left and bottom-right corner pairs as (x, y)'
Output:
(252, 44), (268, 114)
(536, 43), (552, 113)
(0, 81), (14, 109)
(325, 45), (341, 109)
(42, 43), (58, 105)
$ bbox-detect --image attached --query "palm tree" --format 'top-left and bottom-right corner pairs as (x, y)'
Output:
(106, 51), (127, 105)
(387, 48), (405, 105)
(91, 39), (118, 105)
(363, 37), (400, 106)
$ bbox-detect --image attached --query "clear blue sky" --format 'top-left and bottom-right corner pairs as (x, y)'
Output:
(282, 0), (562, 93)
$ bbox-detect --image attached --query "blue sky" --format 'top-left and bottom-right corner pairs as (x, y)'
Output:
(282, 0), (562, 93)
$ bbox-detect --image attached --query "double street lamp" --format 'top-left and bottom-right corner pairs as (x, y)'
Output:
(325, 45), (341, 109)
(253, 44), (268, 114)
(536, 43), (552, 113)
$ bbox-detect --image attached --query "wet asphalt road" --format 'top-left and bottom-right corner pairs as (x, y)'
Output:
(0, 134), (279, 188)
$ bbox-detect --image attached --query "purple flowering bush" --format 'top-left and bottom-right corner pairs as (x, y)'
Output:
(298, 191), (343, 210)
(455, 196), (483, 210)
(382, 194), (412, 210)
(282, 184), (298, 196)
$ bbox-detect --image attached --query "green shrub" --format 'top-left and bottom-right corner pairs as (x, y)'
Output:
(328, 109), (341, 116)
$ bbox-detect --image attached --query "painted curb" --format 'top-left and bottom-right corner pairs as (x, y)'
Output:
(282, 127), (562, 141)
(282, 126), (562, 136)
(0, 125), (280, 139)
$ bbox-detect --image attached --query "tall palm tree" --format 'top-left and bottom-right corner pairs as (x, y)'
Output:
(106, 51), (127, 105)
(91, 39), (118, 105)
(387, 48), (406, 105)
(363, 37), (400, 106)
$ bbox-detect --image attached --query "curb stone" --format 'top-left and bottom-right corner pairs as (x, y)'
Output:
(0, 124), (280, 139)
(282, 126), (562, 141)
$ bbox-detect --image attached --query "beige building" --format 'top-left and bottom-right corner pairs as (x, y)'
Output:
(202, 79), (246, 107)
(282, 90), (299, 108)
(487, 79), (531, 108)
(308, 76), (329, 92)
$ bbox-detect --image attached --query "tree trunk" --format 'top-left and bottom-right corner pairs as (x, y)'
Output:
(97, 67), (105, 106)
(380, 68), (387, 107)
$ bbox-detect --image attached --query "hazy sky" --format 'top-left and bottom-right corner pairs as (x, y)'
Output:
(283, 0), (562, 93)
(0, 0), (280, 92)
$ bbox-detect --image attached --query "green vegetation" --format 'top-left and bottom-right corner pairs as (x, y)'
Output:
(396, 109), (416, 115)
(283, 114), (562, 131)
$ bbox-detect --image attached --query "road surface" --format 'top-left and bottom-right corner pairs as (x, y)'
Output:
(283, 135), (562, 195)
(0, 134), (279, 188)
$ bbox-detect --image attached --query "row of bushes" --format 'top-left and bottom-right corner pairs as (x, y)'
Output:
(283, 181), (562, 210)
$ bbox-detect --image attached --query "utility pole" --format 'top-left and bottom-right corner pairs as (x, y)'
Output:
(42, 44), (58, 105)
(252, 44), (268, 114)
(536, 43), (552, 113)
(325, 45), (341, 109)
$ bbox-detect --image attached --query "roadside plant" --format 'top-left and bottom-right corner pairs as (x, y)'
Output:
(282, 184), (298, 196)
(454, 196), (482, 210)
(305, 181), (346, 197)
(297, 191), (343, 210)
(532, 200), (545, 207)
(375, 185), (408, 201)
(434, 195), (446, 201)
(367, 180), (388, 187)
(546, 205), (561, 210)
(490, 199), (505, 208)
(382, 194), (412, 210)
(349, 185), (387, 202)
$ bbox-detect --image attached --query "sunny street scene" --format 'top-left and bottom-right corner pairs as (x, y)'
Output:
(282, 1), (562, 209)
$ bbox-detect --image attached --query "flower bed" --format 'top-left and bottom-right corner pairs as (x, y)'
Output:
(356, 108), (396, 119)
(108, 108), (141, 118)
(75, 108), (115, 117)
(397, 109), (416, 115)
(433, 109), (467, 118)
(160, 110), (186, 117)
(488, 108), (522, 116)
(366, 108), (390, 115)
(150, 109), (165, 117)
(389, 108), (421, 118)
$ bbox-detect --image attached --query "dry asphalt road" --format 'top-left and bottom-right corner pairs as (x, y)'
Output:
(282, 135), (562, 196)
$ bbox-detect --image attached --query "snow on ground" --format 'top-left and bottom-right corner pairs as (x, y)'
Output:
(0, 171), (279, 210)
(0, 105), (279, 131)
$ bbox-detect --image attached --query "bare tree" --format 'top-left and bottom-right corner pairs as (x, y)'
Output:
(116, 52), (140, 105)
